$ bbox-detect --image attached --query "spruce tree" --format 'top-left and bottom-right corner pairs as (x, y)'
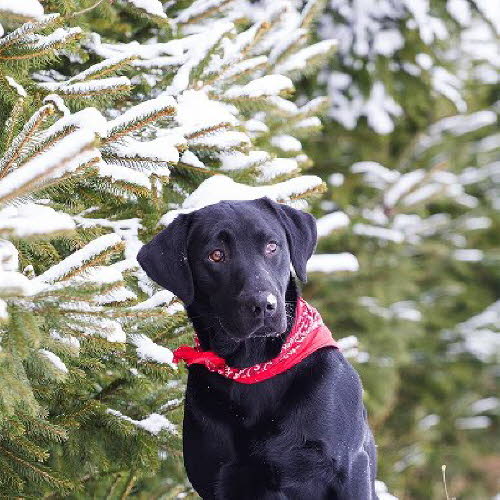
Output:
(300, 0), (499, 497)
(0, 0), (334, 496)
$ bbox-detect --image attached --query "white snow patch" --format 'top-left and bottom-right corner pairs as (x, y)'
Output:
(456, 416), (491, 429)
(39, 349), (68, 373)
(0, 203), (75, 237)
(0, 0), (44, 18)
(307, 253), (359, 273)
(160, 175), (323, 226)
(36, 234), (122, 284)
(452, 249), (483, 262)
(129, 334), (176, 368)
(124, 0), (166, 18)
(107, 409), (176, 435)
(316, 212), (350, 238)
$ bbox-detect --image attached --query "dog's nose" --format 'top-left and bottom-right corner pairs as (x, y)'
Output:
(248, 292), (277, 318)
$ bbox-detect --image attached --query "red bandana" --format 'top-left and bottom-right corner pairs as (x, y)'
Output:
(173, 298), (339, 384)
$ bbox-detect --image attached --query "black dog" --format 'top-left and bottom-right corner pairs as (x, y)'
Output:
(138, 197), (377, 499)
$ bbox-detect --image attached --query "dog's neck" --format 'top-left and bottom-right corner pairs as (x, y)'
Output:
(186, 277), (299, 368)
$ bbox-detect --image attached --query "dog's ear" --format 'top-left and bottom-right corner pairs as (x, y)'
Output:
(261, 198), (317, 283)
(137, 214), (194, 305)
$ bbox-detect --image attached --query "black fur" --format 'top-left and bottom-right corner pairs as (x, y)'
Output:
(137, 198), (377, 499)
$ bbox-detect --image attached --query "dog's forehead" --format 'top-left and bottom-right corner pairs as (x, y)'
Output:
(189, 199), (282, 240)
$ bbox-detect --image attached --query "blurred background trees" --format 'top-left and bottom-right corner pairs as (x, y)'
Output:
(0, 0), (498, 498)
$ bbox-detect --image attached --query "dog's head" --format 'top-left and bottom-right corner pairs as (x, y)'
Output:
(137, 197), (316, 340)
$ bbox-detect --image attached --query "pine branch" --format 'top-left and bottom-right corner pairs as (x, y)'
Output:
(0, 14), (61, 52)
(1, 97), (26, 154)
(0, 129), (98, 204)
(103, 96), (176, 144)
(0, 104), (56, 180)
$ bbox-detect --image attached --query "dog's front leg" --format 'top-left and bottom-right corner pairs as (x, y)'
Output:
(215, 460), (286, 500)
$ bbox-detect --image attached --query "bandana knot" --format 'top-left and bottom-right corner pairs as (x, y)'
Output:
(173, 298), (339, 384)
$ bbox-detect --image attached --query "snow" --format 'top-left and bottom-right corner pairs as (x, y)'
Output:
(30, 27), (82, 51)
(109, 136), (178, 165)
(245, 119), (269, 134)
(0, 240), (19, 272)
(447, 0), (471, 26)
(0, 129), (98, 204)
(130, 334), (176, 368)
(375, 480), (398, 500)
(72, 266), (123, 286)
(219, 151), (270, 171)
(36, 233), (123, 284)
(296, 117), (322, 130)
(131, 290), (176, 309)
(95, 286), (137, 305)
(470, 397), (499, 414)
(431, 66), (466, 112)
(0, 271), (44, 296)
(452, 249), (483, 262)
(473, 0), (500, 34)
(353, 223), (404, 243)
(373, 30), (404, 56)
(446, 301), (500, 361)
(124, 0), (167, 18)
(328, 173), (344, 186)
(40, 76), (131, 94)
(189, 131), (249, 150)
(160, 175), (323, 226)
(105, 95), (177, 141)
(0, 0), (44, 19)
(5, 76), (27, 97)
(0, 203), (75, 237)
(307, 253), (359, 273)
(384, 170), (425, 207)
(174, 0), (229, 24)
(224, 75), (293, 99)
(98, 162), (152, 189)
(175, 89), (237, 138)
(51, 331), (80, 350)
(107, 409), (176, 435)
(39, 349), (68, 373)
(276, 40), (337, 72)
(271, 135), (302, 152)
(258, 158), (298, 181)
(456, 416), (491, 430)
(0, 299), (7, 321)
(103, 320), (127, 343)
(359, 297), (422, 322)
(47, 107), (108, 139)
(180, 151), (205, 170)
(43, 94), (70, 116)
(418, 414), (440, 430)
(166, 22), (234, 95)
(316, 212), (350, 238)
(417, 111), (497, 152)
(351, 161), (399, 187)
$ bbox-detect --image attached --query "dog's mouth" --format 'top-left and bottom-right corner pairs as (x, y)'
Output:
(249, 326), (285, 338)
(218, 313), (287, 341)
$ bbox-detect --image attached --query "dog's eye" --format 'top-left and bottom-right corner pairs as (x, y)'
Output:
(265, 241), (278, 255)
(208, 249), (225, 262)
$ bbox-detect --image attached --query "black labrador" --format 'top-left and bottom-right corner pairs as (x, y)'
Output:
(138, 197), (377, 499)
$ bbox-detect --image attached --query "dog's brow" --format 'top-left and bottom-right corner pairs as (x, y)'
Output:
(216, 229), (232, 242)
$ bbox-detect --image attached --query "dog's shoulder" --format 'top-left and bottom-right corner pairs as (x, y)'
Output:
(284, 347), (364, 407)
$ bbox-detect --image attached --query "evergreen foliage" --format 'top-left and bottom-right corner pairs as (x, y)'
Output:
(0, 0), (333, 496)
(299, 0), (499, 497)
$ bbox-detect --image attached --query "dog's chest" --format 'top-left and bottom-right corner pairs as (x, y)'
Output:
(225, 382), (285, 428)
